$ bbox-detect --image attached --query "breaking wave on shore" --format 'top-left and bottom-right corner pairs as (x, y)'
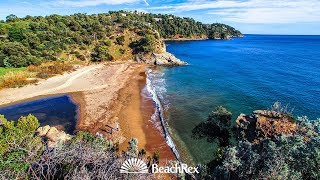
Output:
(145, 68), (182, 162)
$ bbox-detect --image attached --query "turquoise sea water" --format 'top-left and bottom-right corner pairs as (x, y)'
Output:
(149, 35), (320, 164)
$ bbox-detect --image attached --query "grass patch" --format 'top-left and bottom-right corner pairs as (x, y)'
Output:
(0, 67), (26, 77)
(0, 62), (74, 89)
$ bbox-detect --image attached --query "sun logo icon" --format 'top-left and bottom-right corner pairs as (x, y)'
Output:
(120, 158), (149, 174)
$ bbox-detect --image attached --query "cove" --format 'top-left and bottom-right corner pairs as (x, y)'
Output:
(157, 35), (320, 164)
(0, 94), (78, 134)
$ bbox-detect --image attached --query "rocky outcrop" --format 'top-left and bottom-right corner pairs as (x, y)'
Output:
(134, 52), (187, 66)
(37, 125), (51, 136)
(236, 110), (297, 143)
(37, 125), (72, 148)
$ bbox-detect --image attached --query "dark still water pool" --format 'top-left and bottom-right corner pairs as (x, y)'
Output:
(0, 95), (78, 134)
(151, 35), (320, 164)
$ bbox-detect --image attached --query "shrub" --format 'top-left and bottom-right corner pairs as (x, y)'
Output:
(27, 61), (74, 79)
(0, 114), (155, 179)
(192, 106), (233, 147)
(119, 48), (126, 54)
(103, 39), (112, 46)
(29, 135), (153, 180)
(210, 113), (320, 180)
(116, 35), (125, 45)
(129, 34), (156, 53)
(0, 115), (43, 179)
(91, 45), (113, 62)
(0, 42), (39, 67)
(127, 138), (139, 157)
(75, 53), (86, 61)
(0, 71), (36, 89)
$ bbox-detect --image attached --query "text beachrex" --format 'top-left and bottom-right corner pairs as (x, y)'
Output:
(120, 158), (199, 174)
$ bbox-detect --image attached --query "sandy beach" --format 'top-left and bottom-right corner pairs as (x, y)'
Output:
(0, 61), (175, 160)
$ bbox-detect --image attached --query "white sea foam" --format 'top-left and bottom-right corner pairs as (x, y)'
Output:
(145, 68), (182, 162)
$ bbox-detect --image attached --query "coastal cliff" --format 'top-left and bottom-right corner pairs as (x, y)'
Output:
(134, 52), (187, 66)
(236, 109), (297, 143)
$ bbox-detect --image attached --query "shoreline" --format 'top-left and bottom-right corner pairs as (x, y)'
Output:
(67, 64), (177, 160)
(146, 68), (183, 162)
(0, 62), (176, 161)
(163, 38), (208, 41)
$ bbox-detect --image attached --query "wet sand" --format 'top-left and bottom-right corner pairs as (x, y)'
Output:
(116, 70), (176, 160)
(0, 62), (175, 161)
(74, 65), (175, 160)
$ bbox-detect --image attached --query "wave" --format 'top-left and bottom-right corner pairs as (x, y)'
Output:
(145, 68), (182, 162)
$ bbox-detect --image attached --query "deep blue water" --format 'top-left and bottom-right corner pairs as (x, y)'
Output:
(0, 95), (78, 133)
(153, 35), (320, 164)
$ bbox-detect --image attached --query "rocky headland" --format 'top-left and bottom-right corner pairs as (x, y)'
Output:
(236, 110), (297, 143)
(134, 52), (187, 66)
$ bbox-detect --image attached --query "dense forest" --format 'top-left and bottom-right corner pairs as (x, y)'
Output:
(0, 11), (242, 68)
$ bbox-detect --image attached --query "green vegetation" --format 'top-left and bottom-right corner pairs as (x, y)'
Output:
(1, 103), (317, 179)
(27, 61), (74, 79)
(0, 11), (242, 69)
(0, 67), (26, 76)
(0, 61), (73, 89)
(0, 70), (36, 89)
(192, 106), (234, 147)
(0, 115), (162, 179)
(193, 103), (320, 179)
(130, 34), (157, 53)
(0, 114), (43, 178)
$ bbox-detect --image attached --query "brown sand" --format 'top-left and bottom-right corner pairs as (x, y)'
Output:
(116, 70), (176, 160)
(0, 61), (175, 161)
(73, 64), (175, 160)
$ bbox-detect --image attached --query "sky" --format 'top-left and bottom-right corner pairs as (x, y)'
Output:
(0, 0), (320, 35)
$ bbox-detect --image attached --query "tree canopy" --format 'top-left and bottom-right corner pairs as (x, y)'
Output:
(0, 11), (242, 68)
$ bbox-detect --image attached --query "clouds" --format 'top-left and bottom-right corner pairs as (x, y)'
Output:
(148, 0), (320, 24)
(54, 0), (149, 7)
(49, 0), (320, 24)
(2, 0), (319, 26)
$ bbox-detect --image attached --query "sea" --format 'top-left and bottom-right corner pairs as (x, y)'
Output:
(146, 35), (320, 164)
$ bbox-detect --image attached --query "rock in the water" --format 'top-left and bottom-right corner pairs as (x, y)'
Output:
(135, 52), (187, 66)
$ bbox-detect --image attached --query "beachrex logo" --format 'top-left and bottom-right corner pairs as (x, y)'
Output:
(120, 158), (199, 174)
(120, 158), (149, 174)
(152, 163), (199, 174)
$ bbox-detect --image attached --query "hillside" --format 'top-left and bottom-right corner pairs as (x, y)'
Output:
(0, 11), (242, 68)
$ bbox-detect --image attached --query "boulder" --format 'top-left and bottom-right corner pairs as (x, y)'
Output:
(36, 125), (51, 136)
(37, 125), (72, 148)
(46, 127), (60, 142)
(135, 52), (187, 66)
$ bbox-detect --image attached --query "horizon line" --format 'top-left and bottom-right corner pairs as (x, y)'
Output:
(244, 33), (320, 36)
